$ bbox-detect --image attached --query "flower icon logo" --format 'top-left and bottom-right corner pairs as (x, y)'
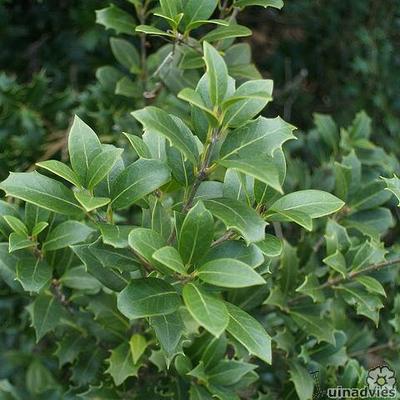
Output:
(367, 366), (396, 390)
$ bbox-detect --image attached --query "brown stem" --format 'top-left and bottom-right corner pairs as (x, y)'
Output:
(211, 230), (237, 247)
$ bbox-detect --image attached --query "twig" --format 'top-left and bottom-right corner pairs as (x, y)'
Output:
(211, 230), (237, 247)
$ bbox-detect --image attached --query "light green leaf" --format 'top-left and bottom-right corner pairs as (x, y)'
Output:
(323, 250), (347, 278)
(267, 209), (313, 231)
(4, 215), (28, 236)
(221, 116), (296, 159)
(111, 158), (171, 210)
(117, 277), (181, 319)
(208, 360), (256, 385)
(110, 38), (140, 73)
(0, 172), (82, 217)
(130, 334), (148, 364)
(116, 76), (142, 98)
(27, 294), (66, 342)
(355, 275), (386, 297)
(201, 24), (252, 43)
(349, 180), (391, 211)
(123, 132), (152, 158)
(218, 156), (282, 193)
(179, 201), (214, 266)
(382, 175), (400, 206)
(132, 107), (199, 164)
(289, 361), (314, 400)
(96, 5), (136, 35)
(203, 41), (228, 106)
(74, 191), (111, 212)
(197, 258), (265, 287)
(225, 302), (272, 363)
(152, 246), (187, 275)
(68, 115), (102, 186)
(313, 113), (338, 151)
(9, 232), (34, 252)
(98, 224), (135, 248)
(178, 88), (218, 123)
(256, 234), (283, 257)
(135, 25), (174, 37)
(106, 342), (139, 386)
(222, 80), (273, 127)
(182, 0), (218, 28)
(234, 0), (284, 8)
(204, 198), (267, 244)
(183, 283), (229, 337)
(42, 221), (94, 252)
(32, 221), (49, 237)
(60, 265), (102, 291)
(295, 274), (325, 303)
(16, 257), (52, 293)
(87, 146), (123, 190)
(36, 160), (82, 187)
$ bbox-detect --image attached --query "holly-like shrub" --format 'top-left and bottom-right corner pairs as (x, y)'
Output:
(0, 1), (399, 399)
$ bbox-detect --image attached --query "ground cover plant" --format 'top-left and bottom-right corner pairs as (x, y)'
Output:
(0, 1), (399, 399)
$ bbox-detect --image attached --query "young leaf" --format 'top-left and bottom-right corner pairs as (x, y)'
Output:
(225, 302), (272, 363)
(36, 160), (82, 187)
(9, 232), (34, 253)
(68, 115), (102, 186)
(123, 132), (152, 158)
(106, 342), (139, 386)
(152, 246), (187, 275)
(182, 0), (218, 28)
(98, 224), (135, 248)
(323, 250), (347, 278)
(111, 158), (171, 210)
(203, 41), (228, 106)
(256, 234), (283, 257)
(179, 201), (214, 266)
(26, 295), (66, 342)
(96, 5), (136, 35)
(132, 107), (199, 164)
(16, 258), (52, 293)
(0, 172), (82, 217)
(204, 198), (267, 243)
(130, 334), (148, 364)
(201, 24), (252, 43)
(117, 278), (181, 319)
(183, 283), (229, 337)
(74, 191), (111, 212)
(32, 221), (49, 237)
(135, 25), (174, 37)
(234, 0), (284, 8)
(197, 259), (265, 288)
(3, 215), (28, 236)
(42, 221), (94, 252)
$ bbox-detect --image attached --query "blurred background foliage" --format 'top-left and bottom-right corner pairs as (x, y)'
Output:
(0, 0), (399, 177)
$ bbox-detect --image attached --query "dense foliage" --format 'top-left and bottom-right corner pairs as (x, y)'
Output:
(0, 1), (399, 399)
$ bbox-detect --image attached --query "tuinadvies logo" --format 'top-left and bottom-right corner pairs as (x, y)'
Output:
(325, 365), (397, 399)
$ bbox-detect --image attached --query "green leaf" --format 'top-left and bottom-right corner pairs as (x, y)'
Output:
(110, 38), (140, 73)
(295, 274), (325, 303)
(313, 113), (338, 151)
(9, 232), (33, 252)
(128, 228), (167, 272)
(106, 342), (139, 386)
(60, 265), (102, 291)
(179, 201), (214, 266)
(68, 115), (102, 186)
(182, 0), (218, 28)
(87, 146), (123, 190)
(204, 198), (267, 243)
(222, 80), (273, 128)
(152, 246), (187, 275)
(26, 360), (55, 394)
(268, 190), (344, 223)
(203, 41), (228, 106)
(0, 200), (19, 237)
(290, 310), (336, 344)
(197, 258), (265, 288)
(0, 172), (82, 217)
(183, 283), (229, 337)
(178, 88), (218, 123)
(32, 221), (49, 237)
(123, 132), (152, 158)
(323, 250), (347, 278)
(74, 191), (111, 212)
(256, 234), (282, 257)
(27, 294), (66, 342)
(4, 215), (28, 235)
(149, 311), (184, 357)
(349, 180), (391, 211)
(218, 156), (282, 193)
(221, 116), (296, 159)
(135, 25), (174, 37)
(289, 361), (314, 400)
(36, 160), (82, 187)
(202, 24), (252, 43)
(132, 107), (199, 164)
(117, 278), (181, 319)
(98, 224), (135, 248)
(55, 333), (89, 367)
(42, 221), (94, 252)
(116, 76), (142, 97)
(234, 0), (284, 9)
(96, 5), (136, 35)
(208, 360), (256, 385)
(382, 175), (400, 206)
(355, 275), (386, 297)
(225, 302), (272, 363)
(16, 257), (52, 293)
(111, 158), (171, 210)
(130, 334), (148, 364)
